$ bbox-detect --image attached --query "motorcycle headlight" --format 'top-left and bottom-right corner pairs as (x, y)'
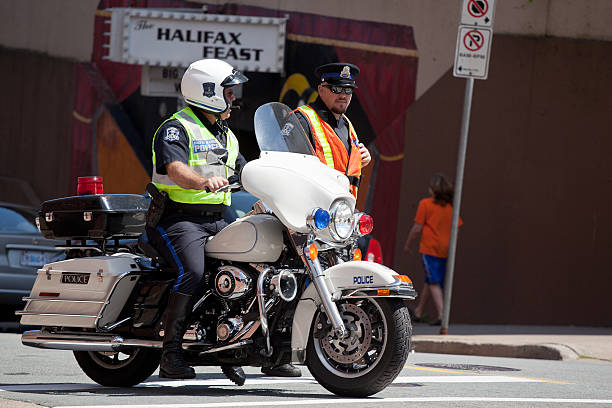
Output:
(329, 199), (354, 240)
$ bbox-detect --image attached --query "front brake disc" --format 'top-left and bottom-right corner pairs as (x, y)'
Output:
(320, 303), (372, 364)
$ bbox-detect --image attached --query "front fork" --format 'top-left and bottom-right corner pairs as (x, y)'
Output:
(304, 238), (348, 339)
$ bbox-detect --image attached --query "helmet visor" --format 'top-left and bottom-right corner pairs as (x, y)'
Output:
(221, 69), (249, 87)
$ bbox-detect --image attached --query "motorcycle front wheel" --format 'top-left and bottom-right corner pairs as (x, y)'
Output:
(306, 297), (411, 397)
(73, 348), (161, 387)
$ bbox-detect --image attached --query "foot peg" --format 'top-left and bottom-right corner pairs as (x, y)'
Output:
(221, 365), (246, 386)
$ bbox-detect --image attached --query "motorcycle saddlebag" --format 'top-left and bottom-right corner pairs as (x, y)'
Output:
(38, 194), (148, 240)
(18, 255), (142, 328)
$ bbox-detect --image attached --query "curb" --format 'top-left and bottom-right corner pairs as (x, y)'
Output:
(412, 339), (580, 361)
(0, 398), (44, 407)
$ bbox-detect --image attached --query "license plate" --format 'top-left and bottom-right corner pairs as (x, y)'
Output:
(61, 273), (91, 284)
(20, 251), (53, 267)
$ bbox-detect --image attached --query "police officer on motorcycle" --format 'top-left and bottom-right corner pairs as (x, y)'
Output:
(145, 59), (248, 381)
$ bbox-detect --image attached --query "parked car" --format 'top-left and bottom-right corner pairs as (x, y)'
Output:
(224, 192), (383, 264)
(0, 202), (65, 308)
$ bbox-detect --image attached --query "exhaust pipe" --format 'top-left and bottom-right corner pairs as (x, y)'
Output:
(22, 330), (161, 352)
(21, 330), (250, 354)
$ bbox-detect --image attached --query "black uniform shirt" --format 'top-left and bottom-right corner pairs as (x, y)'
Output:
(294, 97), (352, 154)
(153, 107), (246, 177)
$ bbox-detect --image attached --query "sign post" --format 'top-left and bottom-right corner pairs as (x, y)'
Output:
(442, 0), (496, 335)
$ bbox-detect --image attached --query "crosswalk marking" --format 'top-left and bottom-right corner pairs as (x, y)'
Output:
(0, 374), (543, 393)
(56, 397), (612, 408)
(140, 375), (543, 388)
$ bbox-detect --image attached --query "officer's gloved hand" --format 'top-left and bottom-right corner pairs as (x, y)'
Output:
(227, 174), (242, 192)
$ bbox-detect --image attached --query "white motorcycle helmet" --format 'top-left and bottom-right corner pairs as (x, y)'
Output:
(181, 59), (248, 113)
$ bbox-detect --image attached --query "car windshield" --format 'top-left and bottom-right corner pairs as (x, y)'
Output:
(254, 102), (315, 155)
(0, 206), (39, 234)
(225, 191), (260, 223)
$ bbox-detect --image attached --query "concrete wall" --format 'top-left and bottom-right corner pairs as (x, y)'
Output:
(0, 48), (76, 204)
(200, 0), (612, 99)
(395, 34), (612, 326)
(0, 0), (99, 62)
(2, 1), (612, 98)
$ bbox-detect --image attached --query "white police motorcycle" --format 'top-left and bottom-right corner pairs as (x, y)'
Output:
(18, 102), (416, 397)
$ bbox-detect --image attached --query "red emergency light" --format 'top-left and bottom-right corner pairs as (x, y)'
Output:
(358, 214), (374, 235)
(77, 176), (103, 195)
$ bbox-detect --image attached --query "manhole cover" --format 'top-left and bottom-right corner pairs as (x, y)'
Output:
(416, 363), (520, 372)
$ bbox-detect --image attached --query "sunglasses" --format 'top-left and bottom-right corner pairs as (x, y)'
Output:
(322, 85), (354, 95)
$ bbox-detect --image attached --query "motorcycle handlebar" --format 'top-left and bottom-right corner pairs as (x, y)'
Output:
(216, 182), (242, 193)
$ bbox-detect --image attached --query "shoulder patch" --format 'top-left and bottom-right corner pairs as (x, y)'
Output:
(164, 127), (180, 142)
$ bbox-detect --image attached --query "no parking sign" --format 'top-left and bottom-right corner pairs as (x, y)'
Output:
(454, 26), (492, 79)
(453, 0), (496, 80)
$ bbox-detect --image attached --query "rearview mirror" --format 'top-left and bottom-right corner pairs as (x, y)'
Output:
(206, 148), (228, 166)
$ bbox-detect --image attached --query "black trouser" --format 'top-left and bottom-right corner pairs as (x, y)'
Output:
(146, 213), (227, 295)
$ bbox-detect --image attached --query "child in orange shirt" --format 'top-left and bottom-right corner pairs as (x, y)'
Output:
(404, 174), (462, 325)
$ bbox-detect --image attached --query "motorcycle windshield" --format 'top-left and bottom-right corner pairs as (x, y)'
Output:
(254, 102), (315, 156)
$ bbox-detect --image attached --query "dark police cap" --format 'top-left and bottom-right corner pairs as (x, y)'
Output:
(315, 62), (360, 87)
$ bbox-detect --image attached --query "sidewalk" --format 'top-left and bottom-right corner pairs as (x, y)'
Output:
(411, 323), (612, 362)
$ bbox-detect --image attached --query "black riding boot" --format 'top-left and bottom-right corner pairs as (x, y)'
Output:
(159, 291), (196, 379)
(261, 363), (302, 377)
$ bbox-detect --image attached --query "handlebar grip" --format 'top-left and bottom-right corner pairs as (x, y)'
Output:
(216, 183), (241, 193)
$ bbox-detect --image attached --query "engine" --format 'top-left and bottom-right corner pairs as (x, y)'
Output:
(192, 264), (299, 345)
(215, 265), (253, 299)
(216, 317), (244, 342)
(205, 265), (256, 343)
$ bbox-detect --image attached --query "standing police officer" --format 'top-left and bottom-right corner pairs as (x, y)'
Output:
(265, 63), (372, 379)
(146, 59), (248, 381)
(295, 62), (372, 199)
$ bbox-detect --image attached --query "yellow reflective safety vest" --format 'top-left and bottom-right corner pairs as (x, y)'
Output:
(152, 107), (238, 205)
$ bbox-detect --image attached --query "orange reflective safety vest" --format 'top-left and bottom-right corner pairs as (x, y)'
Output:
(296, 105), (362, 198)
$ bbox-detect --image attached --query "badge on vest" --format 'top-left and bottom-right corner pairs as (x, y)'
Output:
(193, 139), (222, 154)
(164, 127), (180, 142)
(202, 82), (215, 97)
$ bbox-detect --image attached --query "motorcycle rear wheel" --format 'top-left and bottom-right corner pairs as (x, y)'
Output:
(73, 348), (161, 387)
(306, 297), (411, 397)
